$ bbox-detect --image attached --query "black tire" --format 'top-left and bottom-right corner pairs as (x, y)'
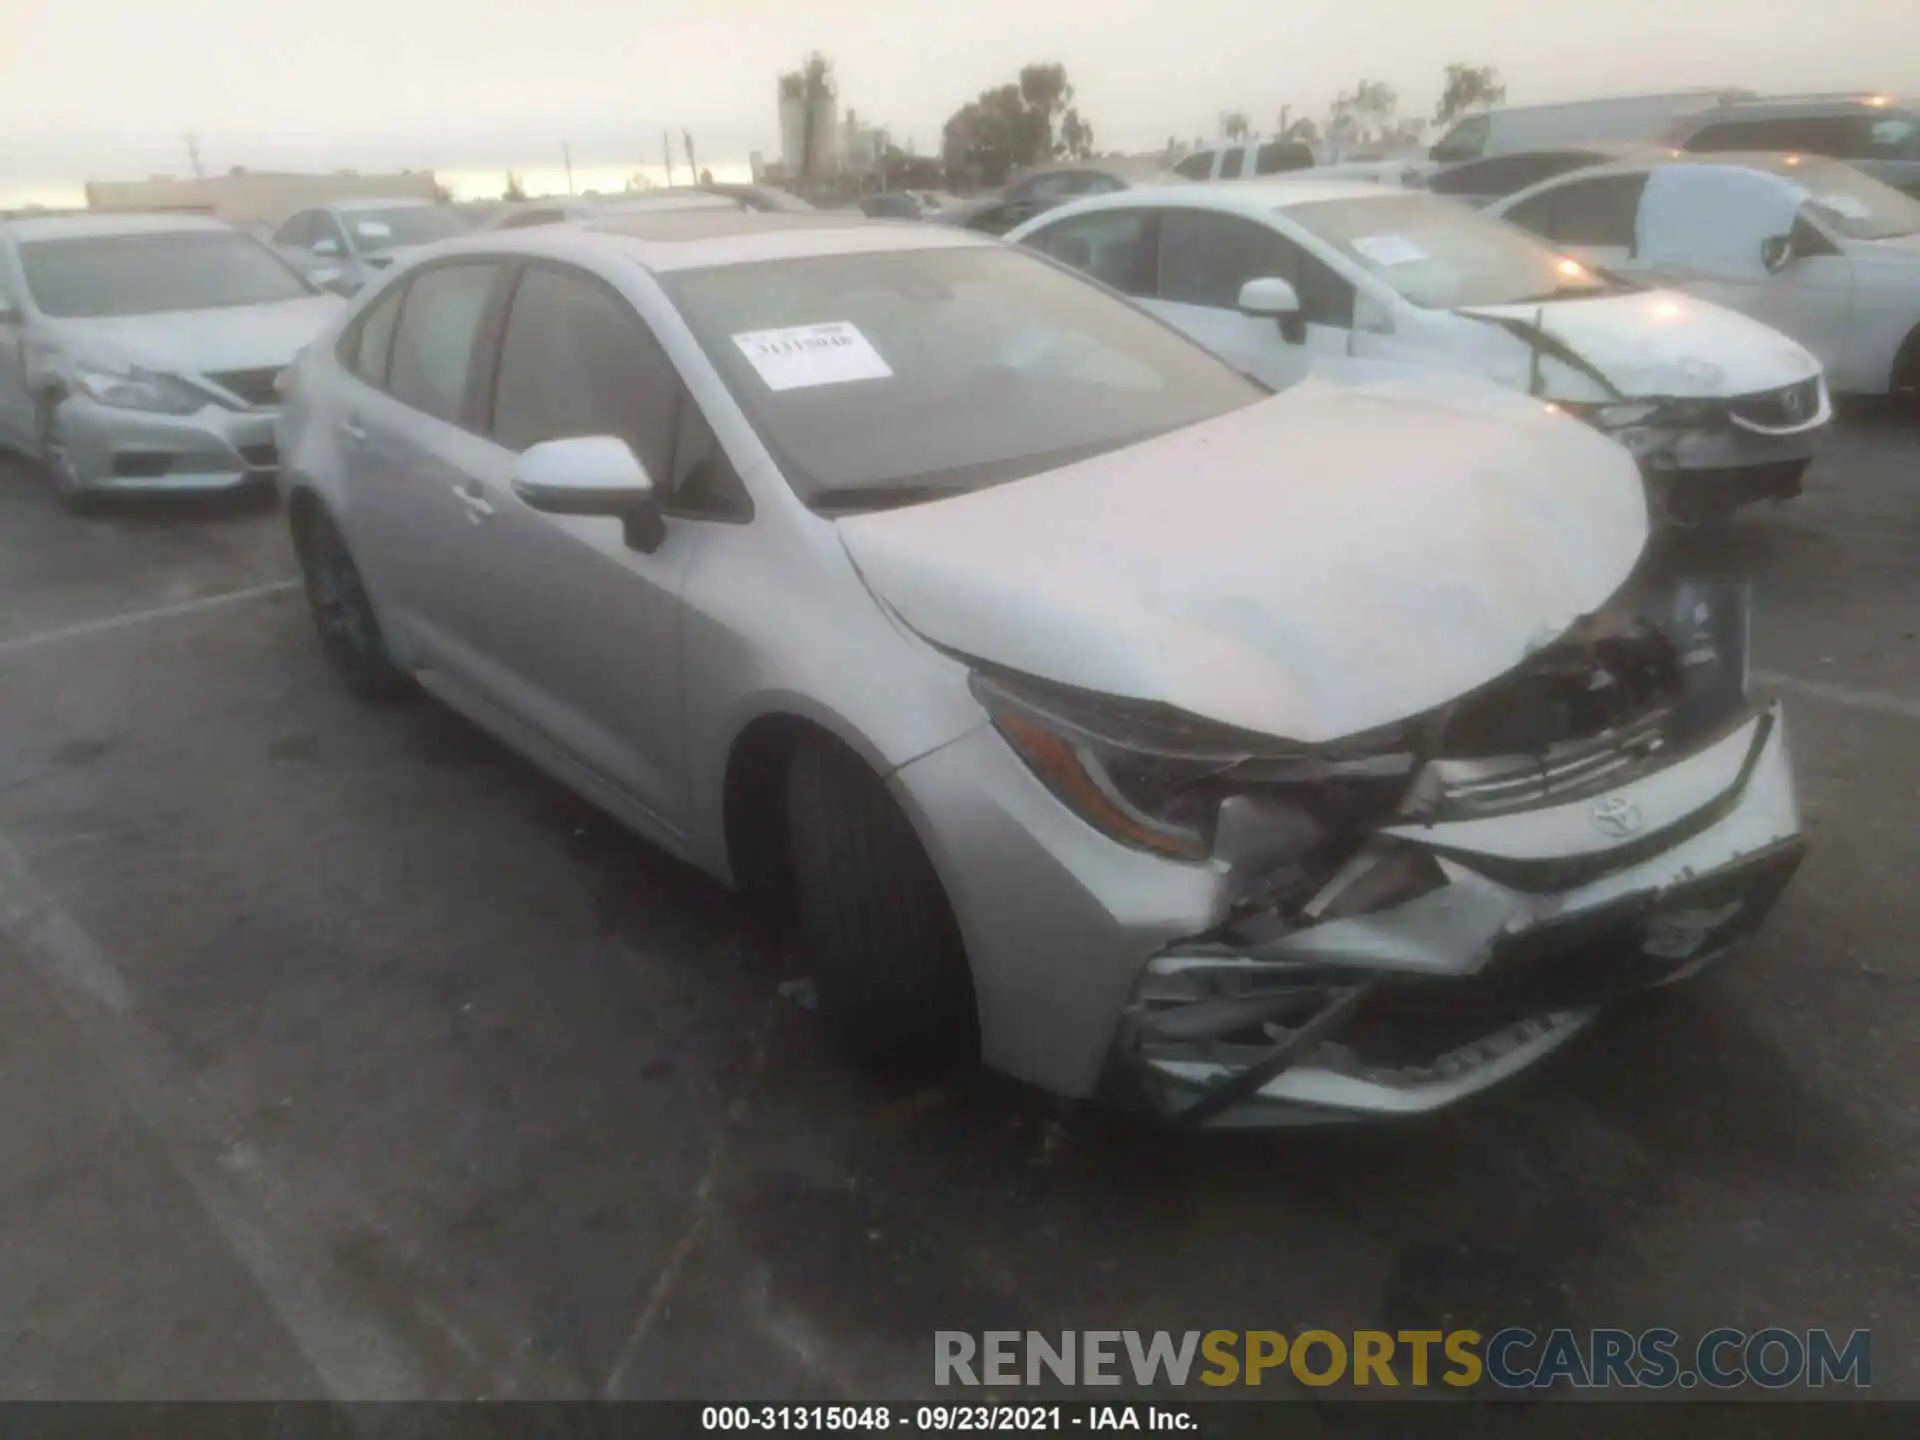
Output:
(1894, 326), (1920, 404)
(37, 399), (90, 513)
(293, 504), (410, 701)
(786, 737), (979, 1070)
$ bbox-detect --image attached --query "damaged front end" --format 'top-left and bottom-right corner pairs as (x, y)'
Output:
(980, 573), (1804, 1127)
(1461, 307), (1831, 525)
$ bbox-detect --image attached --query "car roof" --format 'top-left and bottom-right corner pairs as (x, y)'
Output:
(1028, 179), (1416, 221)
(1682, 94), (1912, 121)
(3, 211), (235, 241)
(1521, 149), (1860, 182)
(431, 210), (995, 274)
(328, 197), (436, 213)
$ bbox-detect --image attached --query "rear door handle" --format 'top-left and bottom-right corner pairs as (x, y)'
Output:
(451, 481), (495, 522)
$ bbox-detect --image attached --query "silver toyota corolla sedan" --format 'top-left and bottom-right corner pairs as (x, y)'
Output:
(276, 211), (1805, 1126)
(0, 212), (342, 509)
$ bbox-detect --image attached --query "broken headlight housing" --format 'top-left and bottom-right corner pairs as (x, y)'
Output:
(969, 670), (1416, 864)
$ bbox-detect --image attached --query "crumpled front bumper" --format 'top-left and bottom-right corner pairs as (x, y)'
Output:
(58, 392), (280, 495)
(1111, 702), (1803, 1127)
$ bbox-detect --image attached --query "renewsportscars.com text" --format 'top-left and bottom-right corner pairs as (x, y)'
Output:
(934, 1327), (1871, 1390)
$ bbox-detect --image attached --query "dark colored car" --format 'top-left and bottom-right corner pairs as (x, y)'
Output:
(1424, 144), (1663, 207)
(1667, 95), (1920, 197)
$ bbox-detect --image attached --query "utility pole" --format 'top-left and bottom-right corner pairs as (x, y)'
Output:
(563, 141), (574, 196)
(662, 129), (675, 185)
(185, 133), (204, 178)
(683, 130), (698, 185)
(1278, 104), (1291, 139)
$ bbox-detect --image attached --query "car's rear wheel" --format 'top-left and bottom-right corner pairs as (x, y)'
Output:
(37, 399), (89, 513)
(786, 736), (979, 1070)
(294, 503), (410, 701)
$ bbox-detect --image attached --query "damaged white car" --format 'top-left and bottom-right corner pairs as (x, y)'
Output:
(1010, 182), (1831, 523)
(1491, 152), (1920, 401)
(278, 213), (1805, 1128)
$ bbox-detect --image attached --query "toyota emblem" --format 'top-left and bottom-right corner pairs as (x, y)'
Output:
(1591, 795), (1644, 837)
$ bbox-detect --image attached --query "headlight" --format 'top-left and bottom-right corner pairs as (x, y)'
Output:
(970, 671), (1415, 863)
(70, 364), (206, 415)
(1562, 400), (1660, 429)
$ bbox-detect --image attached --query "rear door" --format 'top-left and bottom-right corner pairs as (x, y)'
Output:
(0, 243), (33, 449)
(341, 259), (509, 678)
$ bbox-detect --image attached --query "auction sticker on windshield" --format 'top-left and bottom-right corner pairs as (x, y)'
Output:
(732, 321), (894, 391)
(1351, 234), (1429, 267)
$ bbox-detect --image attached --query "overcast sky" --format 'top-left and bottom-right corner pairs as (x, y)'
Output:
(2, 0), (1913, 197)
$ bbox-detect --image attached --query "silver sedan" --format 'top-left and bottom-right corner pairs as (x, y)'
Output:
(275, 212), (1805, 1126)
(0, 212), (341, 509)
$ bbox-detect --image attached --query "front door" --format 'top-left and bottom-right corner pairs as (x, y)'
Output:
(443, 262), (698, 837)
(1140, 208), (1357, 388)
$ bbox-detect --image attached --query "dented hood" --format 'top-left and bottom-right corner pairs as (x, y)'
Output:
(837, 375), (1649, 744)
(1457, 289), (1821, 399)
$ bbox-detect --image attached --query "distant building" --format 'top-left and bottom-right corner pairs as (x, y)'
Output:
(841, 110), (890, 178)
(84, 170), (441, 228)
(778, 77), (839, 177)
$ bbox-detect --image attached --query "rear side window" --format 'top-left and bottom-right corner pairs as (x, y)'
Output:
(1218, 148), (1248, 180)
(345, 285), (404, 385)
(1684, 115), (1860, 156)
(1520, 174), (1648, 247)
(1432, 151), (1604, 200)
(386, 262), (498, 424)
(274, 212), (316, 247)
(1255, 142), (1313, 175)
(1024, 208), (1154, 296)
(1432, 114), (1490, 162)
(488, 265), (679, 480)
(1173, 151), (1216, 180)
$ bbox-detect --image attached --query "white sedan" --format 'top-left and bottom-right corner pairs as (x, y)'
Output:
(1488, 152), (1920, 398)
(1008, 181), (1832, 523)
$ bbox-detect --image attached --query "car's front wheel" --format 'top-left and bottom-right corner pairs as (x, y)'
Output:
(293, 502), (410, 701)
(786, 736), (979, 1070)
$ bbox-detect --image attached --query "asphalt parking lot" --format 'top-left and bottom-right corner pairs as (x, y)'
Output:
(0, 417), (1915, 1405)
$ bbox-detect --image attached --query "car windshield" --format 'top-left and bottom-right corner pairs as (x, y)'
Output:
(345, 205), (469, 253)
(1284, 192), (1617, 308)
(1767, 157), (1920, 240)
(661, 245), (1264, 510)
(19, 231), (314, 317)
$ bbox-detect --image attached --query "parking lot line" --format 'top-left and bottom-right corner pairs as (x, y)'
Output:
(1755, 669), (1920, 723)
(0, 824), (568, 1399)
(0, 580), (299, 662)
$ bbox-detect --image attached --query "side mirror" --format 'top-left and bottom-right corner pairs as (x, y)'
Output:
(1238, 276), (1306, 345)
(513, 436), (665, 552)
(1760, 234), (1794, 273)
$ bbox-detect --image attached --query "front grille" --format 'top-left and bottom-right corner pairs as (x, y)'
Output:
(1425, 710), (1670, 817)
(1727, 376), (1822, 430)
(206, 368), (282, 409)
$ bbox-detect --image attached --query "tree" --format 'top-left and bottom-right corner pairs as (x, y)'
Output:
(1282, 115), (1319, 144)
(942, 62), (1088, 187)
(1059, 107), (1095, 161)
(1354, 79), (1398, 139)
(779, 51), (836, 182)
(1222, 111), (1251, 142)
(1435, 63), (1506, 127)
(502, 170), (527, 202)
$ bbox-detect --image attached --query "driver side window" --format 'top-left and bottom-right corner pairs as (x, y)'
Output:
(274, 211), (316, 248)
(1153, 210), (1355, 326)
(1024, 209), (1153, 297)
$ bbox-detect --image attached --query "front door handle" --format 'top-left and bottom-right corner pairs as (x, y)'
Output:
(451, 481), (495, 522)
(338, 418), (368, 443)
